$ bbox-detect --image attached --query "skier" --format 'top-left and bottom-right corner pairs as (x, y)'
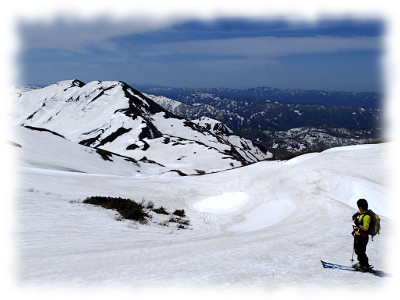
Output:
(351, 199), (371, 272)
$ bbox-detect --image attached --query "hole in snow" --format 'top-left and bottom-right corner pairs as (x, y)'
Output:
(193, 192), (250, 214)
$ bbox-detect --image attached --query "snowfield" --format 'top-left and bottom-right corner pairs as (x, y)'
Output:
(8, 124), (395, 299)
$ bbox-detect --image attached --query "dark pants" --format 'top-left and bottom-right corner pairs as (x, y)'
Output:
(354, 234), (369, 266)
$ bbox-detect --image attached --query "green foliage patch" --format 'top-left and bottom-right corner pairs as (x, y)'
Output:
(83, 196), (149, 222)
(82, 196), (191, 229)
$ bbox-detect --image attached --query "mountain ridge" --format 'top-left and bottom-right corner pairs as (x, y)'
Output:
(13, 79), (271, 175)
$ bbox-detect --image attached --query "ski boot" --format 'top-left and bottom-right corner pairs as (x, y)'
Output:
(354, 263), (372, 272)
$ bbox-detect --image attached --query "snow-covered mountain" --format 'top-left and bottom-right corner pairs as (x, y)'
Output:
(191, 116), (269, 163)
(192, 116), (233, 135)
(11, 125), (166, 176)
(13, 80), (271, 175)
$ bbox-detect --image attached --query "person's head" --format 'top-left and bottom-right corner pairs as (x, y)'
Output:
(357, 199), (368, 212)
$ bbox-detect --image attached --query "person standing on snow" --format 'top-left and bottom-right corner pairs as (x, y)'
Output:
(351, 198), (371, 272)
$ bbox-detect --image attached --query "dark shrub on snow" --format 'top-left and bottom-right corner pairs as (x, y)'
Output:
(83, 196), (149, 222)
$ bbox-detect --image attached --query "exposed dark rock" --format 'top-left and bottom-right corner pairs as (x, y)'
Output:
(97, 127), (132, 147)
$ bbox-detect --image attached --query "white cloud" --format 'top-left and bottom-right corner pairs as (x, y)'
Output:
(18, 17), (188, 53)
(141, 36), (381, 59)
(19, 16), (381, 58)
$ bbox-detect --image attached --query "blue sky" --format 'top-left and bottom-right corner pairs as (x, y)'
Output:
(18, 17), (384, 92)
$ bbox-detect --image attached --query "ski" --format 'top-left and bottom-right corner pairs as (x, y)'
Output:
(321, 260), (356, 272)
(321, 260), (389, 277)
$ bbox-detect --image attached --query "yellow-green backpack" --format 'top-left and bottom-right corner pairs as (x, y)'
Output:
(366, 209), (381, 240)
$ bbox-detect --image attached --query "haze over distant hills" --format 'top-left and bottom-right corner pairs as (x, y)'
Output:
(136, 84), (382, 108)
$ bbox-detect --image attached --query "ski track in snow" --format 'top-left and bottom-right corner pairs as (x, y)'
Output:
(11, 138), (392, 293)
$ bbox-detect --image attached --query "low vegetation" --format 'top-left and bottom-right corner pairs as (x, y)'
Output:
(83, 196), (149, 223)
(153, 206), (169, 215)
(83, 196), (190, 229)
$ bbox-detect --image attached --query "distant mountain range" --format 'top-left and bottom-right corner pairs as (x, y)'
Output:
(136, 85), (382, 108)
(143, 86), (383, 158)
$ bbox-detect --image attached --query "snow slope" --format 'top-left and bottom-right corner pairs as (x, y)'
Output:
(13, 80), (271, 174)
(11, 121), (392, 296)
